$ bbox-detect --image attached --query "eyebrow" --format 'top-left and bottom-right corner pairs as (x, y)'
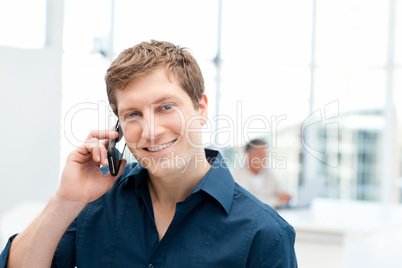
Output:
(152, 95), (177, 104)
(118, 95), (178, 114)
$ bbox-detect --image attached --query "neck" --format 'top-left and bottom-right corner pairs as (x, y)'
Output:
(148, 152), (211, 206)
(249, 168), (260, 175)
(248, 165), (263, 175)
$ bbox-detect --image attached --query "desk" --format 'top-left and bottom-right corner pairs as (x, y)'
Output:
(278, 198), (402, 268)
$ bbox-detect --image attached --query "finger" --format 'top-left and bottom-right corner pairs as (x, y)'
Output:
(71, 137), (109, 164)
(86, 129), (119, 141)
(78, 138), (104, 160)
(101, 138), (110, 150)
(75, 138), (98, 157)
(92, 146), (101, 163)
(89, 138), (109, 166)
(82, 138), (102, 163)
(100, 143), (109, 167)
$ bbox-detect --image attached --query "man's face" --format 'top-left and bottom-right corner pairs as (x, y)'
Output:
(247, 147), (267, 174)
(115, 67), (208, 178)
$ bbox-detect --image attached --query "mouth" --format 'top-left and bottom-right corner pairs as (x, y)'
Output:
(144, 139), (177, 152)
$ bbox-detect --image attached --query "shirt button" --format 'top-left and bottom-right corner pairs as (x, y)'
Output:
(148, 264), (153, 268)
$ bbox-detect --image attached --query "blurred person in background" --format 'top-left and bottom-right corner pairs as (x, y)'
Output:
(234, 139), (292, 209)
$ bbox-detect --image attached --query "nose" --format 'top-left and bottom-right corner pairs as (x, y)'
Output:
(141, 113), (165, 142)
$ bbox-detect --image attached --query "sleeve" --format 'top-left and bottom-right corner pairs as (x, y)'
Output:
(0, 234), (18, 268)
(0, 219), (77, 268)
(51, 218), (78, 268)
(248, 225), (298, 268)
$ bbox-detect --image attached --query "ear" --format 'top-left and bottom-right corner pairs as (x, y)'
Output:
(198, 94), (208, 125)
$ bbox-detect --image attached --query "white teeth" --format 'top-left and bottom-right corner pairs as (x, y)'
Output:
(147, 140), (175, 152)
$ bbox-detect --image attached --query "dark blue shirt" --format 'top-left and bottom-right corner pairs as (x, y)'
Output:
(1, 149), (297, 267)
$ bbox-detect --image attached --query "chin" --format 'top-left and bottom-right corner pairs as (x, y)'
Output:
(139, 154), (191, 176)
(148, 165), (188, 178)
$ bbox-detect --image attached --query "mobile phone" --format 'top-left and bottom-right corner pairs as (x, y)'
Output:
(107, 120), (126, 176)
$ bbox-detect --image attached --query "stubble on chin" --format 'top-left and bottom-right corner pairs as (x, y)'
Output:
(134, 152), (194, 175)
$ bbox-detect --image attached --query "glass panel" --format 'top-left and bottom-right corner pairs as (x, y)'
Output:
(220, 0), (312, 148)
(395, 69), (402, 203)
(315, 0), (388, 67)
(313, 67), (386, 201)
(219, 63), (311, 142)
(63, 0), (112, 52)
(314, 67), (386, 109)
(311, 0), (390, 202)
(113, 0), (218, 60)
(396, 69), (402, 120)
(0, 0), (47, 49)
(221, 0), (313, 64)
(395, 0), (402, 65)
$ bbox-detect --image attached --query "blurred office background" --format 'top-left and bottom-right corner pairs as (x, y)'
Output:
(1, 0), (402, 267)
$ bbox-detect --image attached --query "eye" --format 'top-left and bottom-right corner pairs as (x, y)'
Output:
(128, 112), (139, 118)
(161, 104), (172, 111)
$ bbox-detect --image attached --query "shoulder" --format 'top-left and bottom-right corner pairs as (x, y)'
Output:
(233, 184), (297, 266)
(233, 183), (290, 229)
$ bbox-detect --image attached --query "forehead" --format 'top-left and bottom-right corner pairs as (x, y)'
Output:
(248, 147), (267, 155)
(115, 68), (192, 112)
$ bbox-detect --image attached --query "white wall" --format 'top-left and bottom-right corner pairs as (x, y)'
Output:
(0, 0), (64, 243)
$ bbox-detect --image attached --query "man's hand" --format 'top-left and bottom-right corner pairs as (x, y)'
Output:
(278, 193), (292, 202)
(56, 129), (126, 205)
(6, 129), (127, 268)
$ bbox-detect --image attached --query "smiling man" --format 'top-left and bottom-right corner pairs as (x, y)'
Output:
(1, 40), (297, 267)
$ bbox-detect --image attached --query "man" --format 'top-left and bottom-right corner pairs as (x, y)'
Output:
(1, 40), (297, 267)
(234, 139), (292, 209)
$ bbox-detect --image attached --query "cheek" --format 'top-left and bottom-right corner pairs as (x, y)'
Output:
(169, 114), (185, 135)
(122, 121), (143, 147)
(170, 107), (187, 135)
(160, 108), (187, 136)
(185, 115), (203, 145)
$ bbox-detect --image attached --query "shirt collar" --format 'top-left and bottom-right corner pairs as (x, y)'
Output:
(125, 149), (235, 214)
(192, 149), (235, 214)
